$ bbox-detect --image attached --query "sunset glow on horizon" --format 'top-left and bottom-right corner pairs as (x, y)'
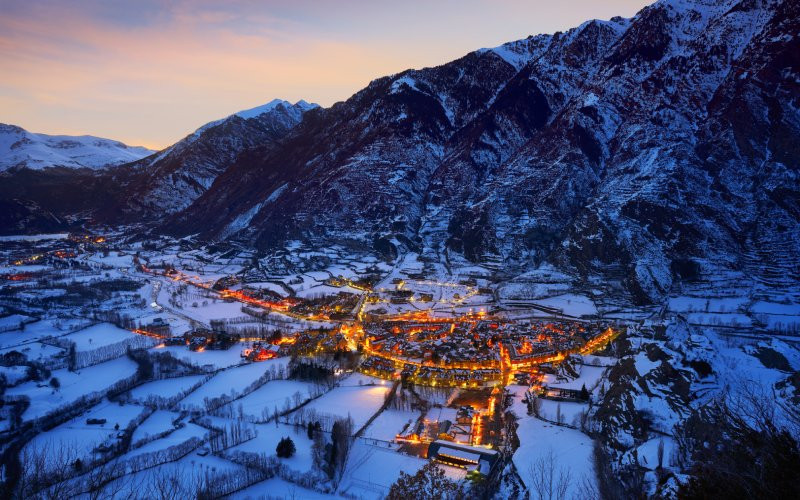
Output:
(1, 0), (651, 149)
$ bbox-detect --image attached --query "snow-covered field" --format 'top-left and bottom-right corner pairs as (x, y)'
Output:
(538, 399), (588, 427)
(160, 345), (247, 369)
(63, 322), (137, 350)
(123, 422), (208, 459)
(178, 360), (287, 410)
(362, 409), (418, 441)
(220, 379), (320, 419)
(0, 318), (88, 349)
(127, 375), (207, 403)
(24, 400), (147, 468)
(508, 386), (595, 498)
(544, 365), (606, 391)
(534, 294), (597, 317)
(6, 356), (139, 421)
(101, 449), (244, 497)
(339, 441), (437, 498)
(1, 341), (65, 363)
(131, 410), (182, 445)
(293, 375), (391, 431)
(228, 422), (316, 474)
(232, 477), (334, 500)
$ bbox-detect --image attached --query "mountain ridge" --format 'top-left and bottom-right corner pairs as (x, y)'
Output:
(0, 123), (154, 172)
(1, 0), (798, 306)
(160, 0), (798, 304)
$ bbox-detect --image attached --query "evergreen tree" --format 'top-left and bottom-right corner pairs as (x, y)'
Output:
(276, 436), (296, 458)
(580, 383), (589, 401)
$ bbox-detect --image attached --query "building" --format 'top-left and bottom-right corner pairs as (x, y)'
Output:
(185, 328), (240, 350)
(427, 440), (499, 476)
(241, 342), (279, 361)
(141, 317), (171, 337)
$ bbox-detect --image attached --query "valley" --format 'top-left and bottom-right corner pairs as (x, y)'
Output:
(1, 0), (799, 497)
(1, 230), (798, 498)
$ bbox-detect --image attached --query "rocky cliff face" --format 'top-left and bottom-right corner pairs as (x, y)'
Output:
(163, 0), (798, 303)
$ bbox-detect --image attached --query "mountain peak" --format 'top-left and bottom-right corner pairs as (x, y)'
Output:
(234, 99), (320, 120)
(0, 124), (154, 171)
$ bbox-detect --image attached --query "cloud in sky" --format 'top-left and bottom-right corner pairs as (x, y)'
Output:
(0, 0), (651, 149)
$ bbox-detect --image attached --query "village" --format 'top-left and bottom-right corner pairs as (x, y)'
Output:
(0, 232), (624, 498)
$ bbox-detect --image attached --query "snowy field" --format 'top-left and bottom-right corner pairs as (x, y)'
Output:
(127, 375), (207, 403)
(131, 410), (182, 445)
(178, 359), (288, 410)
(0, 314), (35, 331)
(175, 299), (245, 323)
(232, 477), (335, 499)
(293, 375), (391, 431)
(160, 345), (247, 369)
(544, 365), (606, 391)
(0, 318), (88, 349)
(339, 441), (439, 498)
(220, 379), (320, 419)
(227, 421), (317, 474)
(508, 386), (595, 497)
(538, 399), (589, 427)
(6, 356), (139, 421)
(87, 251), (135, 268)
(0, 341), (65, 363)
(24, 400), (147, 468)
(124, 422), (209, 459)
(362, 409), (418, 441)
(100, 449), (244, 497)
(63, 322), (137, 350)
(534, 294), (597, 317)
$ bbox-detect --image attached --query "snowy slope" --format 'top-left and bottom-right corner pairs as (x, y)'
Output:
(103, 99), (319, 217)
(163, 0), (799, 304)
(0, 123), (154, 171)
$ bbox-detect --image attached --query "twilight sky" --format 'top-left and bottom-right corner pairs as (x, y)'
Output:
(0, 0), (651, 149)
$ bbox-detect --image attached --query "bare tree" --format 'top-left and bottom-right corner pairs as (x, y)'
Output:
(528, 448), (571, 500)
(531, 394), (543, 417)
(15, 440), (84, 499)
(139, 467), (196, 500)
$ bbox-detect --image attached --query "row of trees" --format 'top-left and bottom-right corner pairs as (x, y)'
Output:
(206, 419), (257, 453)
(311, 417), (353, 485)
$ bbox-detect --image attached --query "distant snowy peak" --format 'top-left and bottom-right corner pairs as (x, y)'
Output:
(193, 99), (319, 138)
(111, 97), (318, 217)
(0, 123), (154, 172)
(235, 99), (319, 119)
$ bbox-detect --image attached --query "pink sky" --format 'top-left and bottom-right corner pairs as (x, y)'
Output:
(0, 1), (651, 149)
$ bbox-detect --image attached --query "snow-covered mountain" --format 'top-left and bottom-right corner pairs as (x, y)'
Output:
(101, 99), (319, 217)
(2, 0), (798, 307)
(0, 124), (154, 171)
(160, 0), (798, 304)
